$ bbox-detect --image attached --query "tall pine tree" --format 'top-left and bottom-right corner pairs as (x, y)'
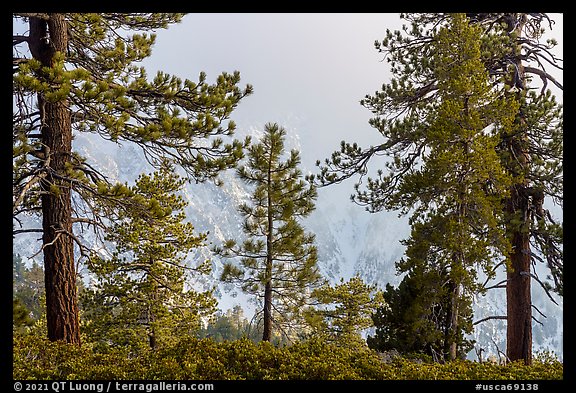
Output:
(315, 13), (562, 364)
(82, 164), (216, 351)
(391, 14), (517, 360)
(215, 123), (323, 342)
(13, 13), (252, 344)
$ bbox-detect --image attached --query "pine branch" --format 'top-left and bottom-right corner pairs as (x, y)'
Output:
(531, 304), (547, 319)
(519, 271), (559, 305)
(482, 279), (508, 291)
(473, 315), (507, 325)
(491, 337), (511, 365)
(13, 228), (43, 235)
(30, 231), (63, 259)
(523, 66), (563, 94)
(532, 316), (544, 326)
(13, 35), (29, 45)
(14, 13), (50, 21)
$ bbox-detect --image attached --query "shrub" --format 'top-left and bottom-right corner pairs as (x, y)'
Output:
(13, 334), (563, 380)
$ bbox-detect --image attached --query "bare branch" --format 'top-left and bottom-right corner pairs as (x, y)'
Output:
(519, 271), (559, 305)
(14, 13), (50, 20)
(71, 217), (106, 229)
(524, 66), (563, 94)
(13, 228), (43, 235)
(491, 337), (511, 365)
(482, 279), (508, 291)
(474, 346), (485, 363)
(30, 232), (63, 259)
(531, 304), (547, 319)
(60, 229), (92, 260)
(13, 171), (47, 214)
(13, 35), (29, 45)
(473, 315), (507, 326)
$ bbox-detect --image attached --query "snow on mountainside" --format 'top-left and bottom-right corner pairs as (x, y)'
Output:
(12, 128), (563, 360)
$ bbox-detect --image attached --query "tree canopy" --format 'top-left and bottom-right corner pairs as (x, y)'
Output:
(13, 12), (252, 343)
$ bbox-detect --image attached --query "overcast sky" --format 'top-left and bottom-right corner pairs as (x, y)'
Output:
(141, 13), (563, 204)
(142, 14), (403, 171)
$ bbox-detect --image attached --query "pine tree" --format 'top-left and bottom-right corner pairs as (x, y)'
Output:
(314, 13), (562, 364)
(13, 253), (45, 322)
(215, 123), (323, 342)
(198, 305), (261, 342)
(394, 14), (517, 360)
(13, 13), (252, 344)
(305, 276), (384, 347)
(474, 14), (563, 364)
(367, 265), (474, 361)
(13, 299), (35, 332)
(81, 164), (217, 351)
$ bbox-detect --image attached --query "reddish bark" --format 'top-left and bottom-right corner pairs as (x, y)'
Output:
(30, 14), (81, 345)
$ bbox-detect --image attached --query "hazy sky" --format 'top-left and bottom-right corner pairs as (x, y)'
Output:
(141, 13), (563, 203)
(142, 14), (403, 171)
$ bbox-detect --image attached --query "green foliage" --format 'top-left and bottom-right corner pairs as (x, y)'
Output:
(13, 13), (252, 184)
(360, 14), (517, 361)
(13, 253), (45, 322)
(13, 12), (252, 344)
(13, 298), (34, 331)
(82, 164), (216, 351)
(13, 334), (563, 380)
(198, 305), (261, 342)
(368, 266), (474, 360)
(305, 276), (384, 347)
(316, 12), (562, 300)
(215, 123), (324, 341)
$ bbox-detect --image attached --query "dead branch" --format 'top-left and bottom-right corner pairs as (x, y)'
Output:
(13, 228), (43, 235)
(475, 346), (485, 363)
(519, 271), (559, 305)
(473, 315), (507, 325)
(531, 304), (547, 319)
(491, 337), (511, 365)
(482, 279), (508, 291)
(13, 35), (29, 45)
(14, 13), (50, 21)
(30, 232), (63, 259)
(523, 66), (563, 94)
(13, 171), (47, 214)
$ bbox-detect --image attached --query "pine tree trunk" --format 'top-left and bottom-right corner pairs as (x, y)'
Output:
(262, 147), (274, 342)
(29, 14), (80, 345)
(262, 279), (272, 342)
(262, 203), (273, 341)
(506, 185), (532, 365)
(263, 181), (273, 341)
(149, 287), (157, 350)
(449, 282), (460, 360)
(443, 279), (459, 361)
(503, 14), (532, 366)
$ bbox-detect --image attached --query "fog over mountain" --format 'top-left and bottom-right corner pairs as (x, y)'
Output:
(13, 120), (563, 361)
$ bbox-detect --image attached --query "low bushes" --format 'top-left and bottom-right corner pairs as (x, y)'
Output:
(13, 335), (563, 380)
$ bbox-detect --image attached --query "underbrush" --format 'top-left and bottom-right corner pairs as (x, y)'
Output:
(13, 335), (563, 380)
